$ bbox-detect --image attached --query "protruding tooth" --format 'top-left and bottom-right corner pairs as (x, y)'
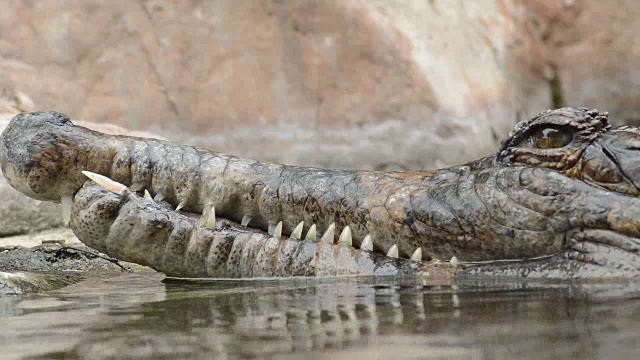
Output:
(154, 193), (165, 202)
(291, 221), (304, 239)
(338, 226), (352, 246)
(81, 171), (127, 193)
(319, 223), (336, 243)
(273, 221), (283, 238)
(61, 195), (72, 226)
(197, 205), (216, 228)
(144, 189), (152, 199)
(305, 224), (317, 241)
(410, 247), (422, 262)
(206, 205), (216, 228)
(386, 244), (399, 258)
(360, 235), (373, 251)
(450, 256), (459, 267)
(175, 201), (186, 211)
(241, 215), (252, 227)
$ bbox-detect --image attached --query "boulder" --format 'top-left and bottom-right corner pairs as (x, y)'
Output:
(0, 0), (552, 170)
(525, 0), (640, 124)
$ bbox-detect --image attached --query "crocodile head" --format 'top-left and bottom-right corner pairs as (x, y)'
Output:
(498, 107), (640, 196)
(487, 107), (640, 274)
(2, 108), (640, 278)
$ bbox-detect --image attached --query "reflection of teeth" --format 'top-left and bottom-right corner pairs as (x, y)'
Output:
(410, 248), (422, 262)
(81, 171), (127, 193)
(273, 221), (283, 238)
(241, 215), (252, 227)
(175, 201), (186, 211)
(386, 244), (399, 258)
(305, 224), (317, 241)
(320, 223), (336, 243)
(338, 225), (352, 246)
(144, 189), (152, 199)
(197, 205), (216, 228)
(61, 195), (72, 226)
(290, 221), (304, 239)
(154, 193), (165, 202)
(360, 235), (373, 251)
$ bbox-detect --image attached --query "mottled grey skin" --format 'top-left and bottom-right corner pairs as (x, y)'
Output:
(1, 108), (640, 279)
(71, 182), (431, 278)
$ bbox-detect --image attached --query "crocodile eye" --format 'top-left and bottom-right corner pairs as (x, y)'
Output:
(528, 127), (572, 149)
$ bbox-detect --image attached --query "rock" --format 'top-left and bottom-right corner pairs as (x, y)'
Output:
(0, 271), (80, 296)
(0, 0), (552, 170)
(526, 0), (640, 124)
(0, 228), (82, 249)
(0, 242), (148, 296)
(0, 181), (64, 237)
(0, 242), (132, 274)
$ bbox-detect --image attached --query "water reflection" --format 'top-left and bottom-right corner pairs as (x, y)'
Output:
(1, 274), (639, 359)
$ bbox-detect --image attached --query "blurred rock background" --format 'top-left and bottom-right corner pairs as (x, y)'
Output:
(0, 0), (638, 240)
(5, 0), (635, 171)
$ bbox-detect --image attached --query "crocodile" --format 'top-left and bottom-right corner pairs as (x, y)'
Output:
(1, 107), (639, 280)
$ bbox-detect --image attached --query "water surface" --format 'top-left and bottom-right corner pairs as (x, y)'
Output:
(1, 273), (639, 359)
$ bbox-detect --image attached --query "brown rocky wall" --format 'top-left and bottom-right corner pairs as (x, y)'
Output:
(0, 0), (553, 170)
(526, 0), (640, 124)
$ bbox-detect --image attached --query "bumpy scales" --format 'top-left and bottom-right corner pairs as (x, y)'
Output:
(1, 108), (640, 279)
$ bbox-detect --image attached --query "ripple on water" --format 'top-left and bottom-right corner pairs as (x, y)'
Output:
(1, 273), (639, 359)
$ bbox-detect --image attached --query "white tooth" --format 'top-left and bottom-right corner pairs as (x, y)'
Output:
(144, 189), (152, 199)
(273, 221), (283, 238)
(360, 235), (373, 251)
(386, 244), (399, 258)
(81, 171), (127, 193)
(450, 256), (459, 267)
(319, 223), (336, 243)
(197, 205), (216, 228)
(410, 248), (422, 262)
(61, 195), (73, 226)
(338, 226), (352, 246)
(291, 221), (304, 239)
(206, 205), (216, 228)
(241, 215), (252, 227)
(175, 201), (186, 211)
(305, 224), (317, 241)
(154, 193), (165, 202)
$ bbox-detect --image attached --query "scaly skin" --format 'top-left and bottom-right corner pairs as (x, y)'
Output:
(1, 108), (640, 278)
(70, 181), (433, 278)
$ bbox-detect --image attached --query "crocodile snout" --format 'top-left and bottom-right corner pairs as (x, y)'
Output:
(0, 111), (72, 201)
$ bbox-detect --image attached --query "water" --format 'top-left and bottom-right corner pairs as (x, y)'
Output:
(1, 273), (639, 359)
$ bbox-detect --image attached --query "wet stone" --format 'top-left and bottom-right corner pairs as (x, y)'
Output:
(0, 243), (146, 296)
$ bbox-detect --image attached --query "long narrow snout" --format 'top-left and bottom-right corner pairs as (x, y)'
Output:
(0, 111), (106, 202)
(0, 112), (68, 200)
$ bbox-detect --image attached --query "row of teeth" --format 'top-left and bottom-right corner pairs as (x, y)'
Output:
(73, 171), (461, 265)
